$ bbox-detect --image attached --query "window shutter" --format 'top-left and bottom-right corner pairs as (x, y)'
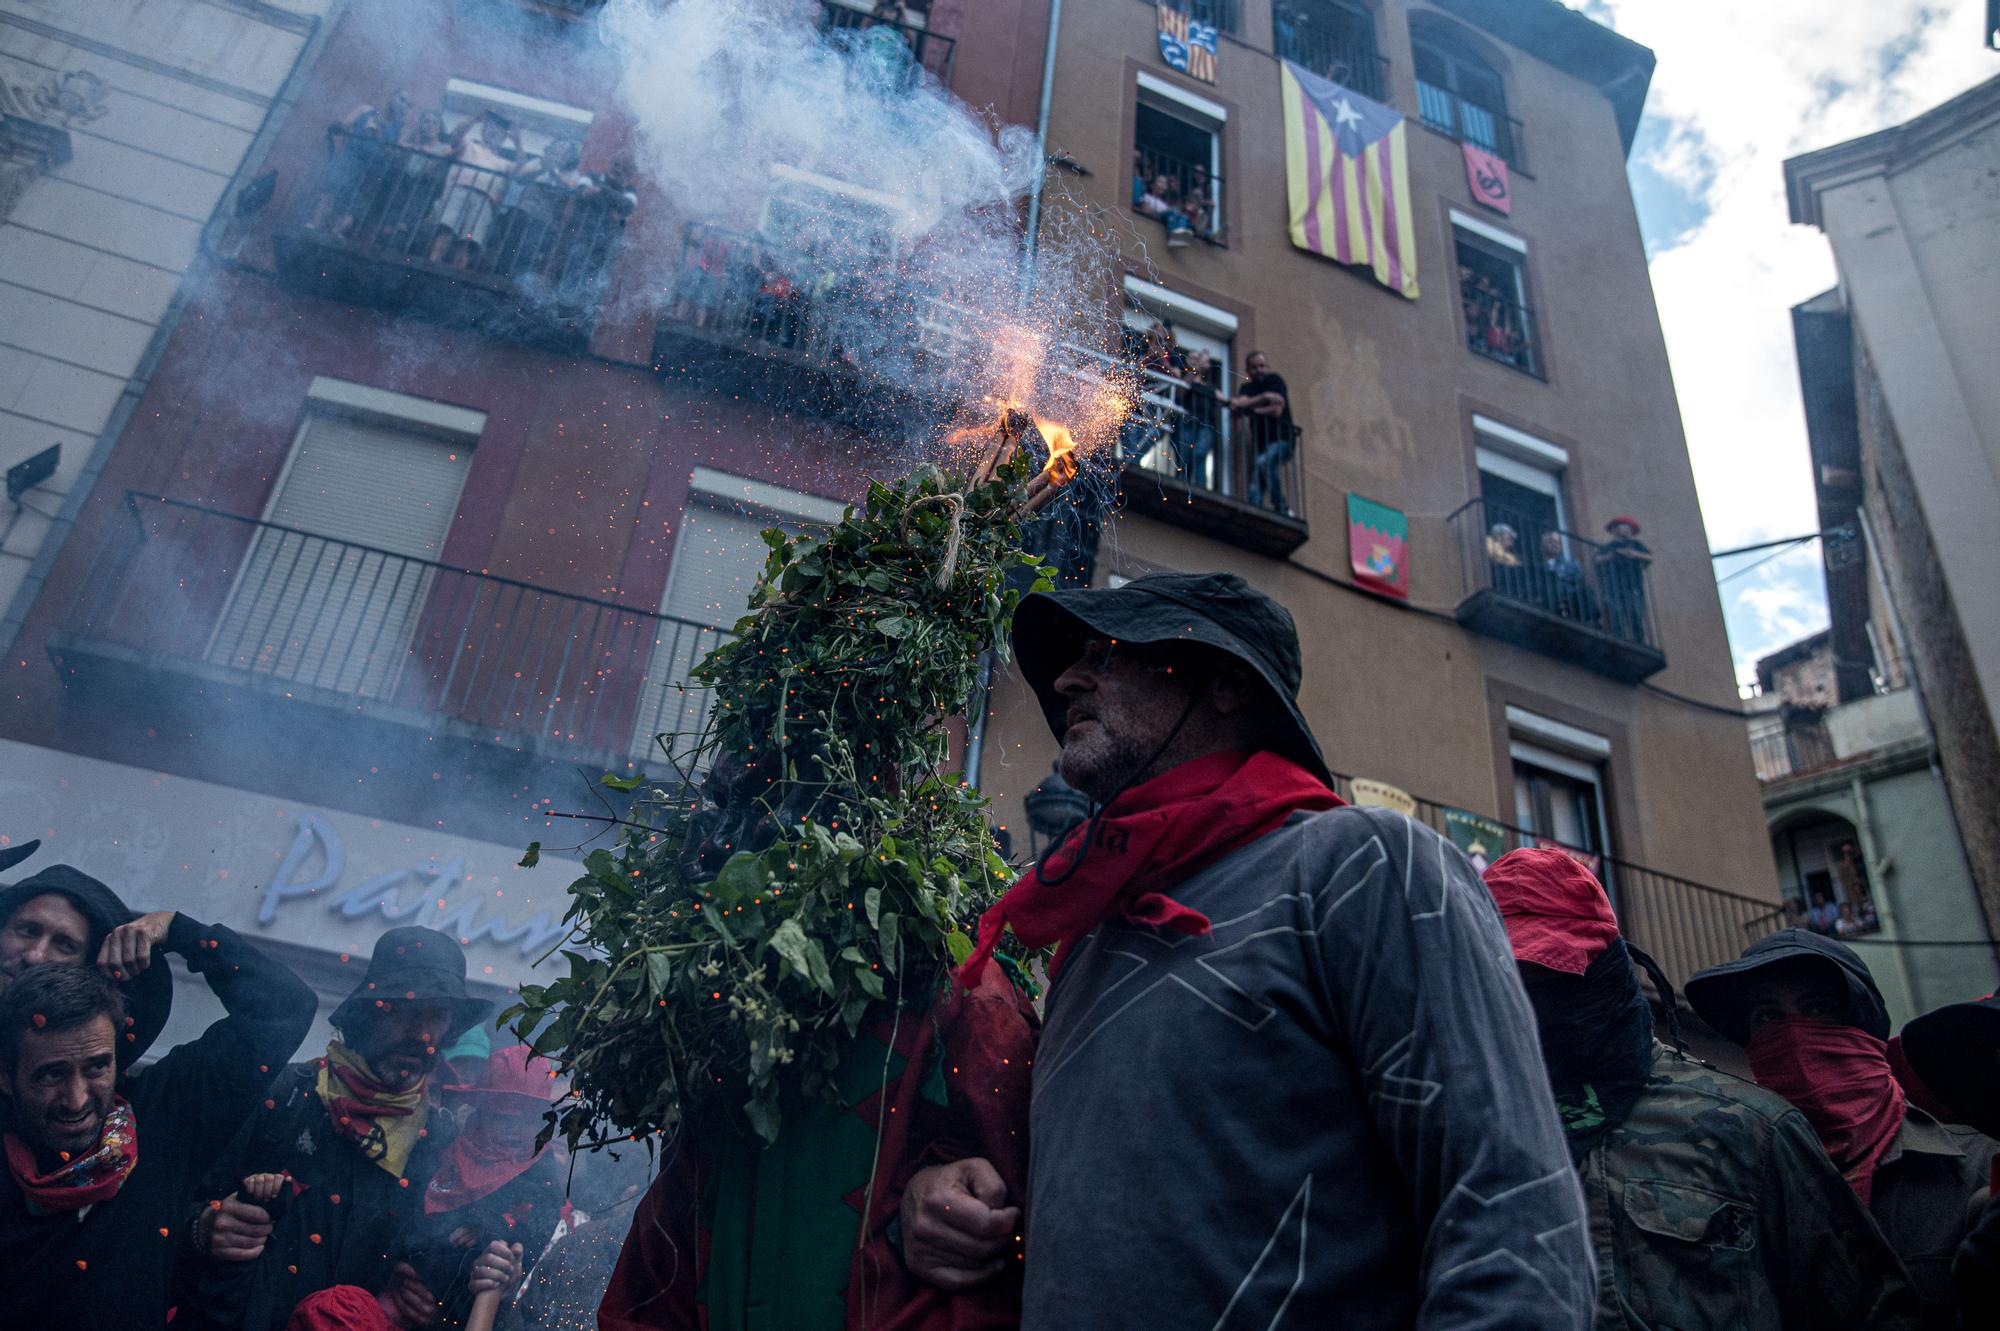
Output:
(209, 411), (471, 698)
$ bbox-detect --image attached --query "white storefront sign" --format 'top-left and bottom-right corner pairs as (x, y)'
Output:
(0, 739), (577, 991)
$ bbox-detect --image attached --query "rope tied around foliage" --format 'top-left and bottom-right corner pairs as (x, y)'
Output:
(903, 491), (966, 591)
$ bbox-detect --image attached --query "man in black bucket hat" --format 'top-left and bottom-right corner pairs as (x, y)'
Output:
(909, 573), (1595, 1329)
(1688, 930), (1999, 1323)
(185, 926), (523, 1331)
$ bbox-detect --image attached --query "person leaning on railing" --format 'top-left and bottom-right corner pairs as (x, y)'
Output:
(1594, 515), (1652, 642)
(1231, 351), (1295, 514)
(314, 91), (410, 239)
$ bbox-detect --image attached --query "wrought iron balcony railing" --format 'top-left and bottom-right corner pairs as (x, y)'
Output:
(1272, 4), (1389, 102)
(1155, 0), (1241, 36)
(272, 129), (631, 348)
(1330, 771), (1785, 986)
(1133, 145), (1225, 244)
(1748, 709), (1837, 781)
(1448, 498), (1666, 682)
(818, 1), (957, 86)
(55, 492), (727, 770)
(1416, 78), (1528, 172)
(1459, 275), (1543, 379)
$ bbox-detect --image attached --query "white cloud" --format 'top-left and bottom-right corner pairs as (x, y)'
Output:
(1593, 1), (1995, 682)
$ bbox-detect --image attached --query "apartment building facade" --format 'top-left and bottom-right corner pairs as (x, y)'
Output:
(0, 0), (1777, 1044)
(978, 0), (1781, 984)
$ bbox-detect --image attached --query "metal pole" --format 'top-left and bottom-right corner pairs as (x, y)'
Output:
(1019, 0), (1065, 296)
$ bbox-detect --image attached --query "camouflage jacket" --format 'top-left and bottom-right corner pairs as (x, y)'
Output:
(1577, 1044), (1926, 1330)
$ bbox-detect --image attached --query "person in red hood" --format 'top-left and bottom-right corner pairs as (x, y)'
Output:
(1484, 848), (1922, 1329)
(1688, 930), (1998, 1325)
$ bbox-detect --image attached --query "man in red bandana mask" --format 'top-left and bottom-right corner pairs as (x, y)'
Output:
(1689, 930), (1999, 1326)
(907, 573), (1595, 1330)
(1484, 848), (1923, 1329)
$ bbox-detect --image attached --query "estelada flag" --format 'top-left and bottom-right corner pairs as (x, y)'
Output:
(1281, 60), (1418, 299)
(1157, 4), (1218, 84)
(1347, 492), (1409, 600)
(1463, 142), (1511, 214)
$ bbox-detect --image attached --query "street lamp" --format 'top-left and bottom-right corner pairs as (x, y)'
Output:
(1023, 766), (1090, 861)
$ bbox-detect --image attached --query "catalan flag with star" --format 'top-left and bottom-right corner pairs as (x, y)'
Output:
(1281, 59), (1418, 299)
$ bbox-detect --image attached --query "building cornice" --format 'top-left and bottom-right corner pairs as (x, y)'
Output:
(1785, 73), (2000, 229)
(1432, 0), (1656, 155)
(1759, 735), (1937, 805)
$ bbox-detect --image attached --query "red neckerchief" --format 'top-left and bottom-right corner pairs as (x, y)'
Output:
(960, 750), (1343, 983)
(1748, 1016), (1906, 1205)
(4, 1098), (138, 1215)
(424, 1118), (543, 1218)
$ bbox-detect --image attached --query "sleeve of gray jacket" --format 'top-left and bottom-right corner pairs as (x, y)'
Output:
(1307, 807), (1596, 1330)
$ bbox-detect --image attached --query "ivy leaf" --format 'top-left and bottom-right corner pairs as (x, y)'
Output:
(518, 842), (541, 869)
(745, 1095), (782, 1145)
(875, 615), (910, 639)
(768, 919), (821, 989)
(600, 772), (647, 792)
(863, 886), (882, 930)
(645, 952), (672, 998)
(877, 911), (901, 974)
(853, 963), (886, 1001)
(944, 929), (974, 967)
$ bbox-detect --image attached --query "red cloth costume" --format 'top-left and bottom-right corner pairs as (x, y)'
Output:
(1748, 1015), (1907, 1205)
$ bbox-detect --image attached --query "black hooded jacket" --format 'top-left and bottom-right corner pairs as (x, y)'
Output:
(0, 866), (177, 1064)
(0, 902), (316, 1331)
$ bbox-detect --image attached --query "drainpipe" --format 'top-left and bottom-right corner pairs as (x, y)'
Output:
(1019, 0), (1064, 296)
(1848, 773), (1918, 1017)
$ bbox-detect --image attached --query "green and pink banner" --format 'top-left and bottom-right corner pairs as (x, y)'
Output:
(1347, 494), (1408, 600)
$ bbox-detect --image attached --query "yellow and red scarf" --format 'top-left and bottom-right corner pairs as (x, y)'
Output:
(316, 1042), (428, 1176)
(4, 1098), (138, 1214)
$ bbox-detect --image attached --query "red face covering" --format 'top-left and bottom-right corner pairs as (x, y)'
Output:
(959, 750), (1342, 982)
(1747, 1015), (1906, 1205)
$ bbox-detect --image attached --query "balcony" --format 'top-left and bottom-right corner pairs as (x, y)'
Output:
(1115, 359), (1308, 557)
(48, 493), (727, 774)
(818, 2), (957, 87)
(1134, 145), (1225, 246)
(1448, 498), (1666, 682)
(1416, 79), (1527, 172)
(1152, 0), (1240, 35)
(1459, 272), (1542, 379)
(1273, 3), (1389, 102)
(271, 130), (629, 350)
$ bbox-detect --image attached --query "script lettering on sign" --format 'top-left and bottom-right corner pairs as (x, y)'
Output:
(261, 815), (567, 958)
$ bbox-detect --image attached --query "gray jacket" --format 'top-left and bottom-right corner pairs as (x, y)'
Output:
(1022, 805), (1595, 1329)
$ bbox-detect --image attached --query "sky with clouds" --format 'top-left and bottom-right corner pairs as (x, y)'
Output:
(1577, 1), (1996, 688)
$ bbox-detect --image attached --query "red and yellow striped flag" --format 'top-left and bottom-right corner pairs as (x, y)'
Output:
(1281, 60), (1418, 299)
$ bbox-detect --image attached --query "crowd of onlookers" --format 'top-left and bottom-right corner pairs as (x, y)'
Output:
(1130, 150), (1219, 248)
(1459, 261), (1535, 372)
(307, 90), (638, 288)
(1783, 842), (1884, 939)
(1485, 513), (1654, 642)
(0, 838), (643, 1330)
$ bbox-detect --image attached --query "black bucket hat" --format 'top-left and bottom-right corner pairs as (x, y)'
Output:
(330, 926), (492, 1042)
(1011, 571), (1331, 786)
(0, 839), (40, 876)
(0, 862), (173, 1066)
(1899, 994), (2000, 1139)
(1684, 928), (1890, 1047)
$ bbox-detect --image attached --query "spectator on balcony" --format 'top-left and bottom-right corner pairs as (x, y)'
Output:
(1132, 166), (1196, 249)
(387, 108), (453, 253)
(1183, 164), (1215, 238)
(1808, 890), (1841, 936)
(1485, 521), (1531, 600)
(314, 91), (411, 239)
(1540, 530), (1591, 621)
(1173, 346), (1222, 487)
(427, 110), (526, 269)
(1688, 932), (2000, 1324)
(504, 137), (604, 281)
(1231, 351), (1295, 513)
(1481, 849), (1926, 1330)
(1594, 515), (1652, 642)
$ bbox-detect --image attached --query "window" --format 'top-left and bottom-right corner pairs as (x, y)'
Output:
(1134, 75), (1226, 245)
(630, 470), (842, 764)
(1512, 745), (1609, 862)
(1120, 276), (1238, 496)
(1411, 22), (1521, 167)
(209, 381), (480, 698)
(1272, 2), (1385, 102)
(1454, 215), (1539, 377)
(1475, 418), (1566, 545)
(1159, 0), (1240, 37)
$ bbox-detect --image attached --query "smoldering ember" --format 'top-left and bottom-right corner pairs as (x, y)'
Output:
(1, 0), (1997, 1328)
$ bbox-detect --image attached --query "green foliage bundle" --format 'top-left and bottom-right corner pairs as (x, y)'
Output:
(506, 456), (1051, 1147)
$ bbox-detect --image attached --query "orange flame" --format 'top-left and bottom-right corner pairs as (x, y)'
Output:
(1035, 418), (1078, 486)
